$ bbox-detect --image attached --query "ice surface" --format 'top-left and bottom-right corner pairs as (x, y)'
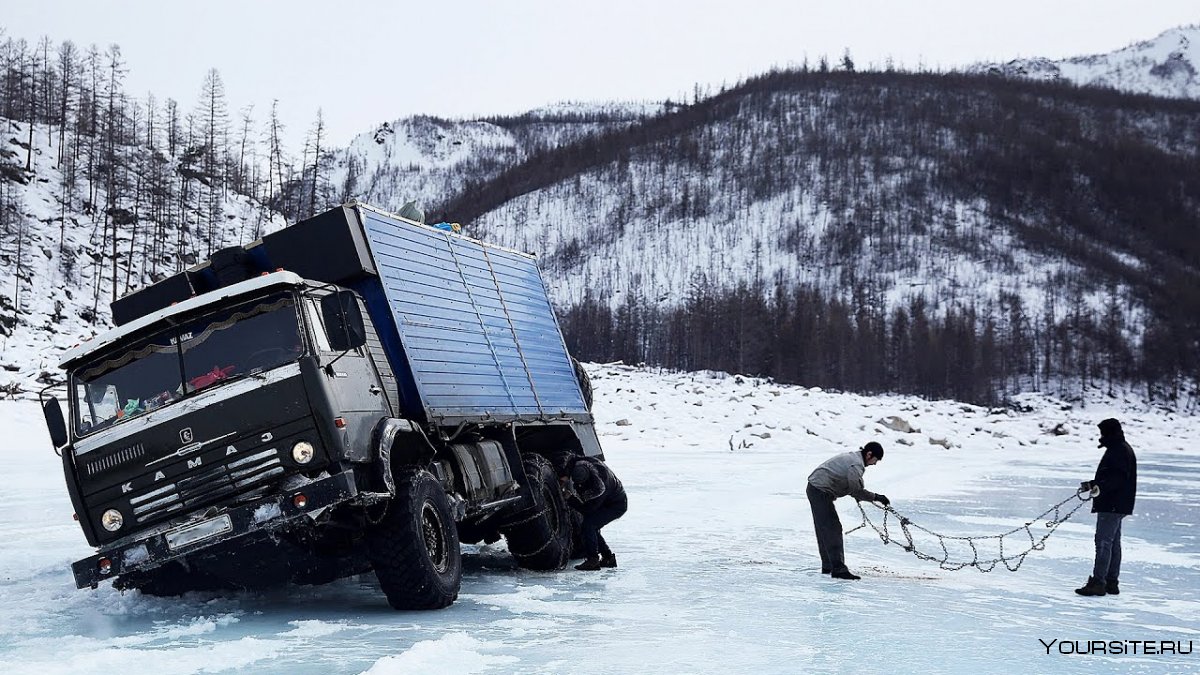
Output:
(1, 365), (1197, 674)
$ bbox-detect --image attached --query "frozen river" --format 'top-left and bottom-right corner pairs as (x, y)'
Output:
(2, 366), (1197, 674)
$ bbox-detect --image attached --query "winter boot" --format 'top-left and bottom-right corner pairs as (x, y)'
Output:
(1074, 576), (1107, 596)
(1105, 579), (1120, 595)
(575, 557), (602, 571)
(599, 552), (617, 568)
(831, 570), (861, 580)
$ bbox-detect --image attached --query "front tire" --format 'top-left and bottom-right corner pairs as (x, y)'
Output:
(501, 454), (573, 570)
(366, 470), (461, 609)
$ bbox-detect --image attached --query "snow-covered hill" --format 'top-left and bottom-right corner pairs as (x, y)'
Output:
(325, 101), (662, 214)
(2, 364), (1197, 673)
(972, 25), (1200, 99)
(0, 119), (285, 395)
(459, 74), (1197, 324)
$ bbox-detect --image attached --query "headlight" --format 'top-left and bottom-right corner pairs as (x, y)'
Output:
(101, 509), (124, 532)
(292, 441), (315, 464)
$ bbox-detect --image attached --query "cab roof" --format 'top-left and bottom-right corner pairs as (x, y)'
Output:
(59, 271), (307, 369)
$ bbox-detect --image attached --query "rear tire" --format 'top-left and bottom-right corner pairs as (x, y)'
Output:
(366, 470), (461, 609)
(572, 357), (593, 411)
(501, 454), (573, 570)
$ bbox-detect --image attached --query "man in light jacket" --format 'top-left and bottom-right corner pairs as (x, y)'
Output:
(806, 442), (890, 580)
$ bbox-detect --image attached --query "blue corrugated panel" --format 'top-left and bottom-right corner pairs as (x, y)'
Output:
(357, 207), (587, 424)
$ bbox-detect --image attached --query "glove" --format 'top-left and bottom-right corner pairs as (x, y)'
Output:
(875, 493), (890, 506)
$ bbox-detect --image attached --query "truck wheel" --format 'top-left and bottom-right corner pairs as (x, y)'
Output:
(366, 470), (461, 609)
(501, 454), (573, 570)
(572, 357), (593, 411)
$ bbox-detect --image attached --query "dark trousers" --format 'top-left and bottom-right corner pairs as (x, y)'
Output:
(807, 483), (847, 574)
(1091, 512), (1126, 581)
(581, 492), (628, 559)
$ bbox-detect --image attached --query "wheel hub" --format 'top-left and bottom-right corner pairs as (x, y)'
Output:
(421, 501), (449, 574)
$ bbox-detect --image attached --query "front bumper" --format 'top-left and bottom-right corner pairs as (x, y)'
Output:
(72, 470), (359, 589)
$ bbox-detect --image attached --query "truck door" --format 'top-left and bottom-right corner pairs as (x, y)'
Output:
(305, 297), (390, 461)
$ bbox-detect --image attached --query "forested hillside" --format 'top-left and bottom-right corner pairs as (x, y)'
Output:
(0, 36), (292, 391)
(2, 28), (1198, 408)
(438, 71), (1200, 406)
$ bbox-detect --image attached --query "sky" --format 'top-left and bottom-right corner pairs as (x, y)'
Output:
(3, 1), (1198, 150)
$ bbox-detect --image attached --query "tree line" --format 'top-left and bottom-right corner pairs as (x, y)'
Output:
(559, 278), (1191, 407)
(0, 28), (335, 320)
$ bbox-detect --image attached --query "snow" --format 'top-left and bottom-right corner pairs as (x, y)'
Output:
(972, 25), (1200, 101)
(251, 503), (282, 525)
(1, 364), (1198, 673)
(325, 105), (654, 218)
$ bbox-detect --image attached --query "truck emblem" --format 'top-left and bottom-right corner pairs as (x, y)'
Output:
(180, 428), (194, 443)
(187, 458), (202, 469)
(261, 432), (273, 442)
(226, 445), (238, 456)
(146, 431), (237, 467)
(121, 482), (132, 493)
(154, 470), (166, 481)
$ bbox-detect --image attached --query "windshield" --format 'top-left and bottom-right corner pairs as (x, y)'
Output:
(72, 293), (304, 436)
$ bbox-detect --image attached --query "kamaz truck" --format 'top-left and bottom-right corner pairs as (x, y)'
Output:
(40, 202), (599, 609)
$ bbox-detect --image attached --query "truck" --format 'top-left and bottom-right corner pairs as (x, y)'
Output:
(40, 201), (600, 609)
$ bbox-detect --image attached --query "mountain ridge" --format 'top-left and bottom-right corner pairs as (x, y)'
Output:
(971, 25), (1200, 100)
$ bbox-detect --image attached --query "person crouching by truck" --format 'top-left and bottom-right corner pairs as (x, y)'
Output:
(561, 456), (628, 571)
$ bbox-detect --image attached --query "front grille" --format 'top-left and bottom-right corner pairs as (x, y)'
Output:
(129, 448), (286, 524)
(86, 443), (146, 477)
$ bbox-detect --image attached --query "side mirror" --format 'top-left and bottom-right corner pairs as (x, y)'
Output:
(320, 290), (367, 352)
(42, 396), (68, 449)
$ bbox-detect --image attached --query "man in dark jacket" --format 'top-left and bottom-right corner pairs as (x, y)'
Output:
(806, 442), (890, 580)
(562, 456), (628, 571)
(1076, 418), (1138, 597)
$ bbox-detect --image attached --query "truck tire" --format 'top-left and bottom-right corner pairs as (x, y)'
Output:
(572, 357), (593, 411)
(366, 470), (461, 609)
(501, 454), (573, 570)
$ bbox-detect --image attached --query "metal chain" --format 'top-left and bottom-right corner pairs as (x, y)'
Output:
(845, 487), (1095, 572)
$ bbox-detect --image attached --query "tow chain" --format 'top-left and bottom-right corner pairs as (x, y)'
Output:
(845, 487), (1095, 572)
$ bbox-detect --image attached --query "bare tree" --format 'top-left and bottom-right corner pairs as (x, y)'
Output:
(840, 48), (855, 73)
(307, 108), (325, 217)
(196, 68), (229, 255)
(235, 103), (254, 196)
(103, 43), (128, 303)
(165, 97), (179, 157)
(56, 40), (77, 164)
